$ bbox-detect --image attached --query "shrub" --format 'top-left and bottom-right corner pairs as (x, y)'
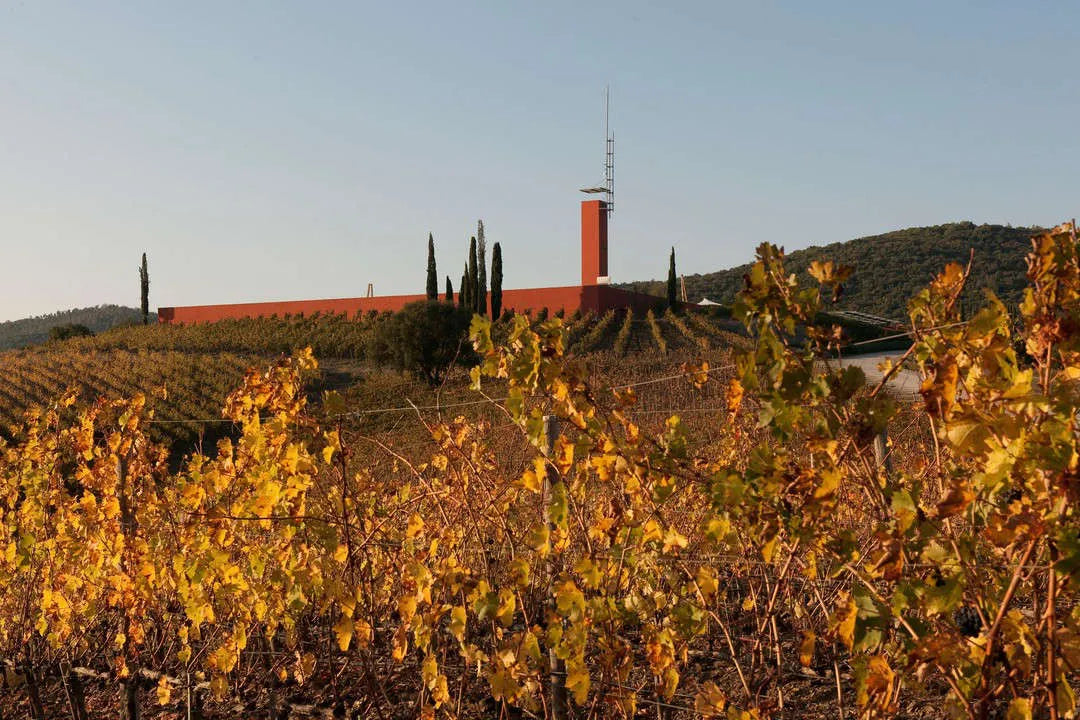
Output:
(49, 323), (94, 341)
(368, 300), (474, 385)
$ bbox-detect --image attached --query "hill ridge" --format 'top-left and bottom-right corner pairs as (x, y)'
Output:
(0, 304), (143, 350)
(620, 221), (1041, 320)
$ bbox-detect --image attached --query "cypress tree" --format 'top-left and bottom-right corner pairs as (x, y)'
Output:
(445, 276), (454, 303)
(460, 264), (470, 310)
(667, 247), (678, 311)
(476, 221), (487, 318)
(468, 237), (479, 315)
(425, 233), (438, 300)
(490, 242), (503, 320)
(139, 252), (150, 324)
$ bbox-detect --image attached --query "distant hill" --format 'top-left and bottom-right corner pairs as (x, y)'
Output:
(621, 222), (1041, 321)
(0, 305), (144, 350)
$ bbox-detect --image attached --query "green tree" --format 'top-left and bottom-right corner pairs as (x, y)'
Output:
(139, 252), (150, 324)
(426, 233), (438, 300)
(490, 242), (503, 320)
(666, 246), (678, 311)
(368, 300), (474, 385)
(48, 323), (94, 341)
(445, 276), (454, 303)
(468, 236), (479, 315)
(459, 265), (469, 310)
(477, 221), (487, 318)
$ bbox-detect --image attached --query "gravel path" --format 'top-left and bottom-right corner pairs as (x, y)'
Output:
(820, 352), (922, 401)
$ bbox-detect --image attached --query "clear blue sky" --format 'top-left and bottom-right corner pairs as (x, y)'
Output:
(1, 1), (1077, 321)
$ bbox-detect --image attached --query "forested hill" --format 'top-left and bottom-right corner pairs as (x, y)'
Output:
(0, 305), (143, 349)
(622, 222), (1041, 321)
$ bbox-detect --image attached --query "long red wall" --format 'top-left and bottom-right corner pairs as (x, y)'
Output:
(158, 200), (670, 324)
(158, 284), (666, 324)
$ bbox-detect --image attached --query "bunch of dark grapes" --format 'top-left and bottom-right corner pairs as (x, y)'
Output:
(953, 605), (982, 637)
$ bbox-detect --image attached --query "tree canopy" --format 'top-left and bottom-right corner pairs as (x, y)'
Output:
(368, 300), (474, 386)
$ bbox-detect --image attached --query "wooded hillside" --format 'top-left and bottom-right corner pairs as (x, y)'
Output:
(0, 304), (143, 349)
(622, 222), (1040, 320)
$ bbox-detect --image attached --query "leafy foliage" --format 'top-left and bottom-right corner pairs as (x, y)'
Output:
(367, 300), (475, 385)
(2, 224), (1079, 717)
(48, 323), (93, 341)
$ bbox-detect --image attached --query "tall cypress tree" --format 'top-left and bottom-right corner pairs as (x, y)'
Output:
(468, 237), (479, 315)
(139, 252), (150, 324)
(445, 276), (454, 303)
(425, 233), (438, 300)
(490, 242), (503, 320)
(667, 247), (678, 311)
(476, 221), (487, 318)
(460, 264), (470, 310)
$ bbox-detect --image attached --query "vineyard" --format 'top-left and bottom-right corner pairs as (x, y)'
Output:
(70, 307), (748, 360)
(1, 223), (1079, 719)
(0, 309), (748, 462)
(0, 349), (254, 456)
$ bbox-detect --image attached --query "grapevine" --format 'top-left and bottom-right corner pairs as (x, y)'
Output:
(0, 224), (1077, 718)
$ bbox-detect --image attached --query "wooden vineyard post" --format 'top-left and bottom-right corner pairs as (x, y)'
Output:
(123, 679), (139, 720)
(61, 661), (89, 720)
(543, 415), (569, 720)
(23, 663), (45, 720)
(873, 428), (893, 482)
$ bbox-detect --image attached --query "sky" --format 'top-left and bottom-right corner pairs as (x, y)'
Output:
(1, 1), (1078, 321)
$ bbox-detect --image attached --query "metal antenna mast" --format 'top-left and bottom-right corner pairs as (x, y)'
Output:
(580, 86), (614, 216)
(603, 86), (614, 215)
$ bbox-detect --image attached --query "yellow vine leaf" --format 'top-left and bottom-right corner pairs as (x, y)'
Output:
(1005, 698), (1032, 720)
(695, 566), (718, 599)
(694, 681), (728, 717)
(156, 676), (171, 706)
(519, 468), (541, 493)
(406, 513), (425, 539)
(448, 606), (466, 642)
(565, 666), (590, 705)
(830, 592), (857, 652)
(799, 630), (816, 667)
(510, 557), (530, 588)
(422, 653), (439, 690)
(333, 614), (353, 652)
(495, 588), (516, 628)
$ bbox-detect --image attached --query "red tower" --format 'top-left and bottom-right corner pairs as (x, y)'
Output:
(580, 199), (608, 286)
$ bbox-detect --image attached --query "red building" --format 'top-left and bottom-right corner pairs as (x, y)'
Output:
(158, 200), (662, 324)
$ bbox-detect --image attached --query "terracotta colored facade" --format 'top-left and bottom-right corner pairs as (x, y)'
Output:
(158, 200), (664, 324)
(580, 200), (608, 285)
